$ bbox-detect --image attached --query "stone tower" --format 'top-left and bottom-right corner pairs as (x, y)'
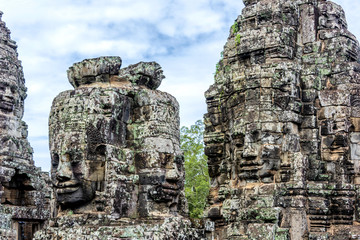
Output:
(34, 57), (204, 239)
(0, 11), (50, 240)
(204, 0), (360, 239)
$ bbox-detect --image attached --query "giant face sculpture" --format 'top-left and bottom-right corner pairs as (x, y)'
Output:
(49, 81), (130, 211)
(147, 155), (183, 208)
(50, 132), (103, 207)
(49, 90), (112, 209)
(50, 57), (184, 218)
(0, 80), (18, 113)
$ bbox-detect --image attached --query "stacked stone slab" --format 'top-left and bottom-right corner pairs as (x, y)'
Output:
(34, 57), (205, 239)
(0, 11), (51, 240)
(204, 0), (360, 239)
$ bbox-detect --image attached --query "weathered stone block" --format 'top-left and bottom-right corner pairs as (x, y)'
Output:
(351, 118), (360, 131)
(319, 90), (350, 107)
(275, 227), (289, 240)
(67, 56), (122, 88)
(351, 144), (360, 160)
(247, 223), (275, 240)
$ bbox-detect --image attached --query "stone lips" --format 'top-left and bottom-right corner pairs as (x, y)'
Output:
(67, 56), (122, 88)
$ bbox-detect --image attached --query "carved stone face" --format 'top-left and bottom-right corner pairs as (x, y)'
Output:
(49, 87), (128, 210)
(0, 80), (18, 113)
(50, 132), (104, 207)
(148, 155), (183, 211)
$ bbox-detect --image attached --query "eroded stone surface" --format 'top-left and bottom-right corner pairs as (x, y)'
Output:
(67, 56), (122, 88)
(0, 11), (51, 240)
(34, 57), (205, 239)
(204, 0), (360, 239)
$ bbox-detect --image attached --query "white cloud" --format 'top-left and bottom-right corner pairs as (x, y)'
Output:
(1, 0), (358, 172)
(0, 0), (245, 172)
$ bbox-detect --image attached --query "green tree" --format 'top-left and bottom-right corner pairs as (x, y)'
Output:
(181, 120), (210, 219)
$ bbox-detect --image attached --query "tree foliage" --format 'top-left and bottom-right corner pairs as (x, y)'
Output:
(181, 120), (210, 219)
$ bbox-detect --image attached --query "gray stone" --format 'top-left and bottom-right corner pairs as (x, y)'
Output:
(34, 57), (204, 239)
(204, 0), (360, 238)
(0, 12), (50, 240)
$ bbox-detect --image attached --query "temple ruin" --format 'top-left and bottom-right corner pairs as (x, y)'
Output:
(2, 0), (360, 239)
(0, 11), (50, 240)
(204, 0), (360, 239)
(33, 57), (204, 239)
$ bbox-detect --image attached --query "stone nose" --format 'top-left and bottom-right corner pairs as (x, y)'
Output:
(165, 169), (180, 181)
(56, 154), (73, 181)
(3, 87), (14, 99)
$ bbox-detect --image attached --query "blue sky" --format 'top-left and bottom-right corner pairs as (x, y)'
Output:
(0, 0), (358, 172)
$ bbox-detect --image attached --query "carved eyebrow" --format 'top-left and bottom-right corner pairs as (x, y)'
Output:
(0, 82), (17, 88)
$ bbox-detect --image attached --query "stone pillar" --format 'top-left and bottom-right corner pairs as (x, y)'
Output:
(204, 0), (360, 239)
(0, 11), (50, 240)
(35, 57), (204, 239)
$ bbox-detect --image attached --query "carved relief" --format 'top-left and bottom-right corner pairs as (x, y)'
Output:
(35, 57), (203, 239)
(204, 0), (360, 239)
(0, 11), (50, 240)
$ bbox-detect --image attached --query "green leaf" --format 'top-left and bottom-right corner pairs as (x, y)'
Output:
(181, 120), (210, 219)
